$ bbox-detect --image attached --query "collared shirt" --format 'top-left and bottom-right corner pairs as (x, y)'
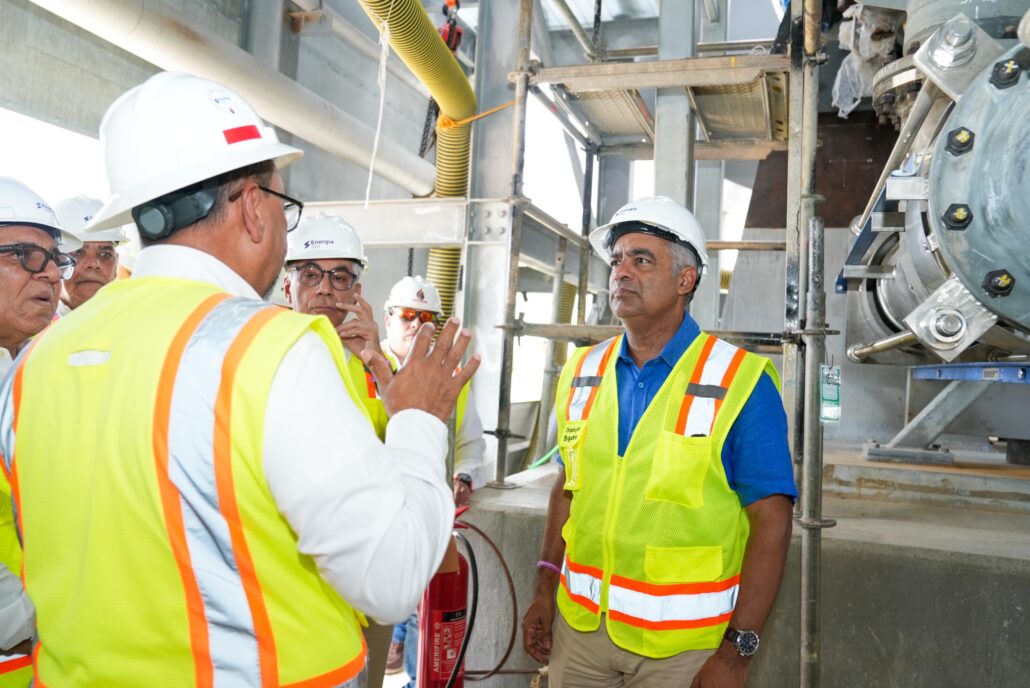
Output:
(615, 313), (796, 506)
(128, 245), (454, 622)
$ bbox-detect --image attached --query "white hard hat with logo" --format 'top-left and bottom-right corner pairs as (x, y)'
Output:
(55, 196), (128, 244)
(286, 213), (368, 269)
(385, 276), (442, 314)
(87, 71), (303, 232)
(0, 177), (82, 251)
(589, 196), (709, 280)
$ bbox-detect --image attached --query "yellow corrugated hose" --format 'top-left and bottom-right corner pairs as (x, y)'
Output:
(357, 0), (478, 319)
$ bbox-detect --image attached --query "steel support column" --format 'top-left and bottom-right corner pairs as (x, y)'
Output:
(691, 0), (728, 330)
(654, 0), (695, 208)
(467, 0), (524, 481)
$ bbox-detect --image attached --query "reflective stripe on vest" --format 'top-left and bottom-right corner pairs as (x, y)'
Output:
(0, 653), (31, 688)
(565, 337), (619, 422)
(561, 556), (738, 631)
(675, 335), (748, 438)
(155, 294), (283, 685)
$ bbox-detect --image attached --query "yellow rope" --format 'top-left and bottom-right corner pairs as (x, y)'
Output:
(437, 99), (516, 130)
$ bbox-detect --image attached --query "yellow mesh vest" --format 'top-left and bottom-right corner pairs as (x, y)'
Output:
(0, 476), (30, 687)
(2, 277), (369, 687)
(346, 352), (388, 440)
(554, 332), (779, 658)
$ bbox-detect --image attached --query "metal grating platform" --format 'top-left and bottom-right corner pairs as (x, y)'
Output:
(533, 54), (790, 158)
(566, 88), (654, 141)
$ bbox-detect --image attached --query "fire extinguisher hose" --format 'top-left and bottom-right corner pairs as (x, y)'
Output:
(445, 531), (478, 688)
(457, 520), (521, 681)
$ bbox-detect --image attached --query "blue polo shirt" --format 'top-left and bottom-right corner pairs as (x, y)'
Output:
(560, 313), (797, 507)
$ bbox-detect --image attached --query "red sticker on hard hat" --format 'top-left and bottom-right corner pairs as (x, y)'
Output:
(223, 125), (261, 145)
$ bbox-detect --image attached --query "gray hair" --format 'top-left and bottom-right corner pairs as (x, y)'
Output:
(668, 241), (700, 305)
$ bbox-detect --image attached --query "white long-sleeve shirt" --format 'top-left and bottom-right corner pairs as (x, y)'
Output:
(134, 246), (453, 623)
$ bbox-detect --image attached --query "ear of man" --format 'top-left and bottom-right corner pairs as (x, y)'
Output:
(239, 182), (268, 245)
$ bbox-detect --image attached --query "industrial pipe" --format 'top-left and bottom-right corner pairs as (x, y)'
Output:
(291, 0), (430, 97)
(29, 0), (437, 196)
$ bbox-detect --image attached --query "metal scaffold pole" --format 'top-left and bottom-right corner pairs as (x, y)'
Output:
(492, 0), (535, 485)
(796, 2), (828, 685)
(800, 216), (835, 687)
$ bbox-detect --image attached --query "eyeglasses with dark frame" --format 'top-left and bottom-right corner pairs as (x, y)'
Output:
(391, 307), (437, 325)
(228, 184), (304, 232)
(0, 243), (77, 280)
(291, 263), (360, 292)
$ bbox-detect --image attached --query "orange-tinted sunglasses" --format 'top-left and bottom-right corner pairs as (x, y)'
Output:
(394, 307), (437, 324)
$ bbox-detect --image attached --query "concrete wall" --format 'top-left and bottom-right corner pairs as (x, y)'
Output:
(462, 466), (1030, 687)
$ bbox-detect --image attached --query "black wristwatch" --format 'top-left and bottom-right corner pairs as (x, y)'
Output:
(456, 473), (473, 489)
(724, 627), (760, 657)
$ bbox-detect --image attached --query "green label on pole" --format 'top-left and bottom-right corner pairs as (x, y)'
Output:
(820, 365), (841, 425)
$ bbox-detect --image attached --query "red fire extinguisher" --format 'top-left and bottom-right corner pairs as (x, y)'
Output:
(417, 507), (476, 688)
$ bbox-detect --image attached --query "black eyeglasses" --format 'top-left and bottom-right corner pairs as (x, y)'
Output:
(0, 243), (76, 280)
(292, 264), (359, 291)
(228, 185), (304, 232)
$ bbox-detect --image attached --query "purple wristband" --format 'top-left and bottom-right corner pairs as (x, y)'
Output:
(537, 559), (562, 575)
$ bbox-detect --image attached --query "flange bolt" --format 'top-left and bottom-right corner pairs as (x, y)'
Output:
(945, 127), (975, 155)
(990, 59), (1022, 89)
(983, 270), (1016, 297)
(942, 204), (973, 230)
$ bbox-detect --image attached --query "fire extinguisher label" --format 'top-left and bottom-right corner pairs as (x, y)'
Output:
(429, 608), (467, 680)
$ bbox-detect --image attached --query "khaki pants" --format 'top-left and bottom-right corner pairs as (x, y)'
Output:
(549, 614), (714, 687)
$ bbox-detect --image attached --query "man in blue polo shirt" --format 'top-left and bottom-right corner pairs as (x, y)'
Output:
(522, 197), (796, 688)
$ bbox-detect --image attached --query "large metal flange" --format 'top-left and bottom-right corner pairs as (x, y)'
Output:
(927, 44), (1030, 333)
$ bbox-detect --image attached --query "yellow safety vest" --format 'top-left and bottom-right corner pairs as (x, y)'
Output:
(0, 277), (369, 687)
(554, 332), (779, 658)
(346, 353), (389, 440)
(0, 477), (31, 687)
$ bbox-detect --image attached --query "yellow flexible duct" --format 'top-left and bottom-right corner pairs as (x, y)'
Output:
(357, 0), (477, 318)
(356, 0), (475, 198)
(426, 247), (462, 321)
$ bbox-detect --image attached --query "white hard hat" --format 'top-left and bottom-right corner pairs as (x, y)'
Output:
(385, 276), (442, 313)
(55, 196), (128, 244)
(88, 71), (303, 232)
(0, 177), (82, 251)
(286, 213), (368, 269)
(589, 196), (709, 279)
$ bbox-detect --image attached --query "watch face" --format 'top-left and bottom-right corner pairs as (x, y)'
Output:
(736, 630), (760, 656)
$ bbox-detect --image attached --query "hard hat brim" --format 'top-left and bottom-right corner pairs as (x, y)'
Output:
(0, 221), (83, 252)
(86, 144), (304, 232)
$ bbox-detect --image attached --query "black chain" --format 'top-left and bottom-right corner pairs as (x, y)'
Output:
(419, 97), (440, 158)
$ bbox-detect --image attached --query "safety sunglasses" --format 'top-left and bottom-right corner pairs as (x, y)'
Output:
(393, 307), (437, 324)
(0, 243), (76, 280)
